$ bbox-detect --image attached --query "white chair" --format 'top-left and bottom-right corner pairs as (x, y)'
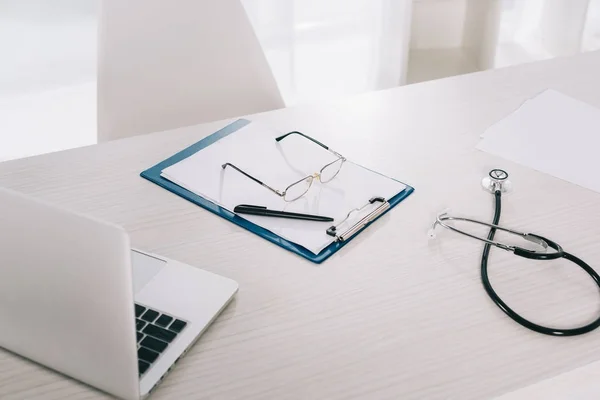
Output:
(97, 0), (284, 142)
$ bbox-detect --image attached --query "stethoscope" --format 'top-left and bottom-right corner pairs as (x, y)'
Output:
(429, 169), (600, 336)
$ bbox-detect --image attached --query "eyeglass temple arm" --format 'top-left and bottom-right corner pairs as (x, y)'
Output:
(276, 131), (346, 159)
(221, 163), (284, 196)
(275, 131), (330, 151)
(277, 131), (345, 159)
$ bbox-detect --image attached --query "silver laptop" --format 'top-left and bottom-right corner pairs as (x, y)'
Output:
(0, 187), (238, 399)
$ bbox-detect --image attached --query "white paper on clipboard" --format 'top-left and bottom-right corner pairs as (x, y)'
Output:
(161, 121), (406, 254)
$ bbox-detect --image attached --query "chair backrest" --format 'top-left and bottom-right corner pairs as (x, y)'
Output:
(97, 0), (284, 142)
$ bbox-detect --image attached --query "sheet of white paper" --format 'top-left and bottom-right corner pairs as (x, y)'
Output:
(161, 122), (406, 254)
(477, 89), (600, 193)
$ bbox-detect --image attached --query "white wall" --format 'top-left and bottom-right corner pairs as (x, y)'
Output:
(408, 0), (502, 83)
(463, 0), (502, 69)
(410, 0), (468, 49)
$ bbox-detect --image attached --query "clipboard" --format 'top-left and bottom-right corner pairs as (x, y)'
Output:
(141, 119), (414, 263)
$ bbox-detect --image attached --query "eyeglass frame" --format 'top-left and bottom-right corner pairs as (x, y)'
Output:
(221, 131), (347, 202)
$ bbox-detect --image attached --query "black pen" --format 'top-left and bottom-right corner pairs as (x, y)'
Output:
(234, 204), (333, 222)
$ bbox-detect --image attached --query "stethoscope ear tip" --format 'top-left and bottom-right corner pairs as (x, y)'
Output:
(428, 208), (452, 240)
(427, 228), (437, 240)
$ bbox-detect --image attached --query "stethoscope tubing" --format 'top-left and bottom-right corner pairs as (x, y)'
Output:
(480, 190), (600, 336)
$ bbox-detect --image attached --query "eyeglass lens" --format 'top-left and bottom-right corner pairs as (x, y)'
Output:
(319, 158), (344, 183)
(284, 176), (314, 202)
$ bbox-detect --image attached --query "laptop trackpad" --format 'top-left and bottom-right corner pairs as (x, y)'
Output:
(131, 250), (167, 294)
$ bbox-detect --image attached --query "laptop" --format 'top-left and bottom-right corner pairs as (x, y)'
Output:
(0, 187), (238, 399)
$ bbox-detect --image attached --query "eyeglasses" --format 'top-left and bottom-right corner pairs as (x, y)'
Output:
(221, 131), (346, 202)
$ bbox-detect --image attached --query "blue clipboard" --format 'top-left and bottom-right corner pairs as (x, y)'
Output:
(141, 119), (414, 263)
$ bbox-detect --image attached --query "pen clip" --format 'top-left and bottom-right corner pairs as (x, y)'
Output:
(234, 204), (267, 212)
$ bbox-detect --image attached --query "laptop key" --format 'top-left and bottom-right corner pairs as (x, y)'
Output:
(138, 360), (150, 375)
(137, 332), (144, 343)
(143, 324), (177, 343)
(135, 304), (146, 317)
(138, 347), (159, 364)
(155, 314), (173, 327)
(141, 309), (159, 323)
(136, 319), (146, 330)
(169, 319), (187, 333)
(141, 336), (168, 353)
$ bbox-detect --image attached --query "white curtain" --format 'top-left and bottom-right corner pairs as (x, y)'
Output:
(498, 0), (598, 66)
(241, 0), (412, 105)
(0, 0), (97, 97)
(243, 0), (600, 95)
(0, 0), (98, 162)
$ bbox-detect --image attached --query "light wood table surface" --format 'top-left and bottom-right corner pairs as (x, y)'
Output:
(1, 51), (600, 399)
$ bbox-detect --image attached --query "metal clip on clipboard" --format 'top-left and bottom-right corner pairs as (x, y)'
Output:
(326, 197), (390, 242)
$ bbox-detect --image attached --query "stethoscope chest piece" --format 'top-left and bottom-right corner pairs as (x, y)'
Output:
(482, 168), (512, 193)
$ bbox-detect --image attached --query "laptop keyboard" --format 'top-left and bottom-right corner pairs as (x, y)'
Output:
(135, 303), (187, 376)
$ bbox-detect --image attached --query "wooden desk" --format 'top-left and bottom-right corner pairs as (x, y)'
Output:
(1, 51), (600, 400)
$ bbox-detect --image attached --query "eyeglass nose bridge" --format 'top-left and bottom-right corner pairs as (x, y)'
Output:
(312, 172), (321, 181)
